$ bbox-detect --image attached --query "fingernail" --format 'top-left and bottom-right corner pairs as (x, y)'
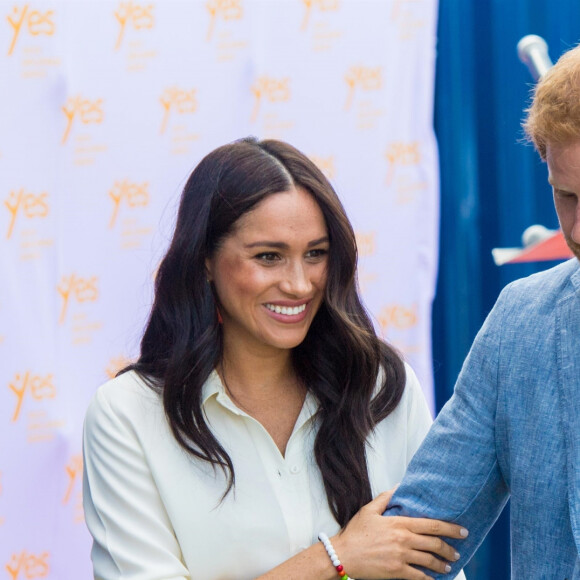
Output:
(445, 564), (452, 573)
(454, 551), (460, 560)
(460, 528), (469, 537)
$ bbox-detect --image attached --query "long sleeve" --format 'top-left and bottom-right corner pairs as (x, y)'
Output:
(82, 384), (190, 580)
(384, 287), (512, 578)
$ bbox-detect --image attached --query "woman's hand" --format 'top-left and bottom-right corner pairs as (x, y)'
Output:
(332, 488), (467, 580)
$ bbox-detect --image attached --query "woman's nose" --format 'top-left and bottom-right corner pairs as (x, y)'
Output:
(279, 261), (312, 296)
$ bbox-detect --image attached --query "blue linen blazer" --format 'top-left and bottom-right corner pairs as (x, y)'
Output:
(385, 258), (580, 579)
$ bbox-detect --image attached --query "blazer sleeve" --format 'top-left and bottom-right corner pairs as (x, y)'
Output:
(82, 385), (191, 580)
(383, 286), (512, 578)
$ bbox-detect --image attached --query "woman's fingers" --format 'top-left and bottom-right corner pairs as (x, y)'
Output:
(407, 546), (457, 574)
(405, 516), (468, 540)
(411, 532), (461, 564)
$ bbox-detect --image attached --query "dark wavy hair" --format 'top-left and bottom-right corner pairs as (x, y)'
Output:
(122, 137), (406, 527)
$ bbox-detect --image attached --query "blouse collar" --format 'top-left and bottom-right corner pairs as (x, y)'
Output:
(201, 369), (319, 429)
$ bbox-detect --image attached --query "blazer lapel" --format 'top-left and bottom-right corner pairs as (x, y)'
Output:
(556, 265), (580, 552)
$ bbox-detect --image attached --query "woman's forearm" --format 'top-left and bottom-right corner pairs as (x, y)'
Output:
(255, 540), (338, 580)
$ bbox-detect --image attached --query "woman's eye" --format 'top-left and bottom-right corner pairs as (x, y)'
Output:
(255, 252), (280, 263)
(306, 248), (328, 260)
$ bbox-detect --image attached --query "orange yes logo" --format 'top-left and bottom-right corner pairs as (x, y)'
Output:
(159, 87), (197, 134)
(251, 76), (290, 121)
(385, 141), (420, 185)
(5, 551), (50, 580)
(106, 355), (132, 379)
(391, 0), (413, 20)
(206, 0), (243, 41)
(9, 372), (56, 423)
(6, 4), (55, 56)
(61, 96), (104, 144)
(301, 0), (339, 31)
(62, 455), (82, 504)
(57, 274), (99, 324)
(108, 180), (149, 228)
(344, 66), (382, 110)
(355, 231), (376, 257)
(114, 1), (154, 49)
(4, 189), (49, 239)
(379, 304), (418, 333)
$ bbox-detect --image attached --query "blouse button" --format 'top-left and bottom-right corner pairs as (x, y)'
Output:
(290, 465), (300, 474)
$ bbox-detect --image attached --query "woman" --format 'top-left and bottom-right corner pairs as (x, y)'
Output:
(83, 137), (466, 579)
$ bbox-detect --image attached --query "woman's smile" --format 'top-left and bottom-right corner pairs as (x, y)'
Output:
(263, 301), (309, 321)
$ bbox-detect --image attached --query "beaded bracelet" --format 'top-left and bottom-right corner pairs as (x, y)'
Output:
(318, 532), (351, 579)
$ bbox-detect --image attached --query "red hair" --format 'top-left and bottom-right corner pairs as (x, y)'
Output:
(524, 43), (580, 160)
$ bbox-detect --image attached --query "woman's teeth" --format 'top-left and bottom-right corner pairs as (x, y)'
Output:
(265, 304), (306, 315)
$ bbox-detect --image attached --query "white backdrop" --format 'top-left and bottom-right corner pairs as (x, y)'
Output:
(0, 1), (439, 577)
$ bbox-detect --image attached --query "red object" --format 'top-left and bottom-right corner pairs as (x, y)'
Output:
(507, 230), (573, 263)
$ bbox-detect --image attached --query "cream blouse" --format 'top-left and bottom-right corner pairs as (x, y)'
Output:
(83, 363), (434, 579)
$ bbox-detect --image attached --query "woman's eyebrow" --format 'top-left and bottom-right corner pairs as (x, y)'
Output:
(244, 236), (329, 250)
(244, 241), (288, 249)
(307, 236), (330, 247)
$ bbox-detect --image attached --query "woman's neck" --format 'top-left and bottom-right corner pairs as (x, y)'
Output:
(219, 331), (298, 397)
(218, 346), (306, 456)
(219, 349), (296, 399)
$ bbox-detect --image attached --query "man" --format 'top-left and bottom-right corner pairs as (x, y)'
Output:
(385, 44), (580, 578)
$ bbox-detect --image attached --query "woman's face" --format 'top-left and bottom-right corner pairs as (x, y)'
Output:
(206, 187), (329, 356)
